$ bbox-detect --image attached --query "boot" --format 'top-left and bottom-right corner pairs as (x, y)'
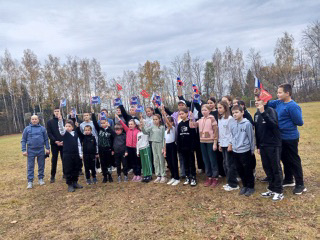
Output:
(68, 184), (75, 192)
(73, 181), (83, 189)
(108, 174), (113, 183)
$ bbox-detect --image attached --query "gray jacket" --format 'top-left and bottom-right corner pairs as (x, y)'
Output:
(230, 118), (254, 154)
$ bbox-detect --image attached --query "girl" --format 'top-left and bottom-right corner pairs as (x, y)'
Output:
(116, 114), (142, 182)
(161, 108), (180, 186)
(190, 104), (219, 187)
(222, 95), (233, 113)
(217, 101), (239, 191)
(207, 97), (218, 121)
(141, 114), (166, 183)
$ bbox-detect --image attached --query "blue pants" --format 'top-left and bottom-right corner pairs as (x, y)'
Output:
(200, 143), (218, 178)
(27, 155), (45, 182)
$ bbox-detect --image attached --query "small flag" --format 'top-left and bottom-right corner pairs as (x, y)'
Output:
(154, 95), (162, 106)
(100, 111), (107, 120)
(254, 76), (263, 89)
(193, 94), (201, 103)
(136, 105), (144, 112)
(140, 90), (150, 98)
(116, 83), (123, 91)
(192, 84), (199, 93)
(260, 89), (272, 103)
(90, 96), (101, 104)
(60, 98), (66, 107)
(130, 96), (140, 105)
(113, 98), (122, 107)
(71, 107), (77, 116)
(177, 77), (184, 86)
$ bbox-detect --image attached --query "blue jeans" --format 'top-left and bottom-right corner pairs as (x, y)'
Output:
(200, 143), (218, 178)
(27, 155), (45, 182)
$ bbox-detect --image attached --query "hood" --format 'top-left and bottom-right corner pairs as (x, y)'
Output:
(29, 123), (41, 127)
(238, 118), (249, 125)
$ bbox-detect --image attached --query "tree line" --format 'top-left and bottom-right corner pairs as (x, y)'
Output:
(0, 21), (319, 136)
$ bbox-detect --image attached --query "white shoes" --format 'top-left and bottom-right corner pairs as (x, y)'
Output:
(167, 178), (175, 185)
(160, 177), (167, 183)
(224, 185), (239, 191)
(171, 180), (180, 186)
(38, 179), (45, 186)
(27, 182), (33, 189)
(154, 177), (161, 183)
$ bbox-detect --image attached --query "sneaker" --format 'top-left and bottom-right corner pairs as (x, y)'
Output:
(38, 179), (45, 186)
(96, 168), (102, 173)
(210, 178), (219, 188)
(293, 185), (307, 195)
(172, 179), (180, 186)
(261, 191), (274, 197)
(93, 177), (97, 184)
(128, 169), (133, 174)
(272, 193), (284, 201)
(73, 182), (83, 189)
(86, 179), (92, 185)
(204, 177), (213, 187)
(224, 185), (240, 191)
(190, 178), (197, 186)
(132, 175), (137, 182)
(102, 177), (108, 183)
(283, 180), (295, 187)
(237, 177), (241, 182)
(167, 178), (175, 185)
(260, 177), (269, 183)
(244, 188), (255, 197)
(27, 182), (33, 189)
(118, 176), (122, 183)
(112, 166), (117, 172)
(108, 175), (113, 183)
(136, 176), (142, 182)
(222, 184), (229, 189)
(50, 177), (55, 183)
(183, 177), (190, 185)
(145, 176), (152, 183)
(239, 187), (247, 195)
(124, 176), (128, 182)
(160, 177), (167, 183)
(68, 184), (75, 192)
(154, 176), (161, 183)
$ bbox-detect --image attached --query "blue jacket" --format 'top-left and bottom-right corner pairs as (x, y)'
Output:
(268, 100), (303, 140)
(21, 123), (50, 156)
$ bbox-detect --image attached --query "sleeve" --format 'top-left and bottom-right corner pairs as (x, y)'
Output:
(212, 120), (218, 142)
(136, 134), (140, 155)
(94, 137), (98, 154)
(176, 125), (180, 151)
(78, 138), (83, 159)
(21, 127), (28, 152)
(109, 118), (114, 128)
(247, 122), (255, 155)
(164, 106), (174, 116)
(69, 116), (77, 125)
(119, 120), (129, 132)
(289, 104), (304, 126)
(58, 120), (66, 136)
(261, 109), (278, 129)
(254, 114), (260, 149)
(193, 102), (201, 113)
(46, 120), (56, 143)
(245, 111), (254, 126)
(119, 104), (130, 123)
(178, 95), (191, 108)
(43, 127), (50, 150)
(189, 119), (199, 128)
(154, 108), (161, 115)
(91, 113), (100, 133)
(227, 118), (233, 145)
(267, 100), (279, 109)
(76, 127), (84, 141)
(142, 125), (151, 135)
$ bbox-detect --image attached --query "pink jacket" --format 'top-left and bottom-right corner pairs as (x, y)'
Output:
(119, 120), (140, 148)
(190, 115), (218, 143)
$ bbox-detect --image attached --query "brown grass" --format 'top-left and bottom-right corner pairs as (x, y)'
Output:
(0, 102), (319, 240)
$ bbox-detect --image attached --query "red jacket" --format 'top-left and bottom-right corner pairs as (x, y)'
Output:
(119, 120), (140, 148)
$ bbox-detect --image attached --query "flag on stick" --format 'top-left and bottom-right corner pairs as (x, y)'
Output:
(192, 84), (199, 93)
(140, 90), (150, 98)
(177, 77), (183, 86)
(60, 98), (66, 107)
(116, 83), (123, 91)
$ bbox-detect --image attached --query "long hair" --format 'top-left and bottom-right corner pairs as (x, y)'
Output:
(166, 116), (175, 134)
(218, 101), (231, 119)
(153, 114), (163, 126)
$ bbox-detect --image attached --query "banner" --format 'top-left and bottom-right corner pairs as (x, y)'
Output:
(192, 84), (199, 94)
(260, 89), (272, 103)
(136, 105), (144, 112)
(90, 96), (101, 104)
(177, 77), (184, 86)
(113, 98), (122, 107)
(140, 90), (150, 98)
(71, 107), (77, 116)
(154, 95), (162, 106)
(116, 83), (123, 91)
(100, 111), (107, 120)
(130, 96), (140, 105)
(60, 98), (66, 107)
(193, 94), (201, 103)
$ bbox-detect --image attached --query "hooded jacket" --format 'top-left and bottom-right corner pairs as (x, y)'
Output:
(46, 115), (65, 145)
(111, 130), (126, 153)
(119, 120), (140, 148)
(230, 118), (254, 154)
(190, 115), (218, 143)
(218, 116), (234, 147)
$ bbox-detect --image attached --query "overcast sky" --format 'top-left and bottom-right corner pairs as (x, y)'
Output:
(0, 0), (319, 78)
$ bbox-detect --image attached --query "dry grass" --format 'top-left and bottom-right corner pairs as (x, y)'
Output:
(0, 102), (319, 240)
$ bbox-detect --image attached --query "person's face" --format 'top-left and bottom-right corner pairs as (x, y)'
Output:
(217, 104), (225, 115)
(84, 127), (92, 135)
(128, 121), (136, 129)
(232, 110), (244, 121)
(178, 103), (186, 111)
(100, 120), (108, 128)
(179, 111), (188, 120)
(31, 116), (39, 125)
(255, 96), (265, 107)
(201, 107), (209, 116)
(146, 108), (153, 117)
(153, 116), (160, 126)
(116, 108), (121, 115)
(277, 87), (289, 101)
(222, 97), (231, 106)
(207, 100), (215, 110)
(83, 113), (90, 121)
(53, 109), (60, 118)
(115, 128), (123, 135)
(233, 100), (238, 106)
(65, 123), (73, 132)
(129, 107), (136, 116)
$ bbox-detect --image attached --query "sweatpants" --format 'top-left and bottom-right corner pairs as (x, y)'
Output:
(180, 150), (196, 179)
(281, 139), (304, 186)
(139, 147), (153, 177)
(152, 142), (166, 177)
(50, 144), (64, 178)
(115, 151), (127, 176)
(62, 153), (82, 185)
(195, 133), (205, 171)
(83, 154), (96, 180)
(260, 146), (283, 193)
(179, 152), (185, 177)
(200, 143), (218, 178)
(166, 142), (179, 180)
(27, 154), (45, 182)
(99, 148), (112, 177)
(221, 148), (238, 188)
(233, 151), (255, 188)
(127, 147), (141, 176)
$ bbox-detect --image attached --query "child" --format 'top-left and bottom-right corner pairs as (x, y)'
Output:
(77, 125), (99, 185)
(111, 124), (128, 182)
(161, 109), (180, 186)
(190, 104), (219, 187)
(217, 101), (239, 191)
(58, 115), (83, 192)
(99, 108), (114, 129)
(177, 107), (197, 186)
(221, 95), (233, 113)
(254, 95), (284, 201)
(141, 114), (166, 183)
(92, 109), (114, 183)
(21, 115), (50, 189)
(114, 107), (126, 125)
(116, 114), (142, 182)
(267, 83), (305, 195)
(230, 105), (255, 196)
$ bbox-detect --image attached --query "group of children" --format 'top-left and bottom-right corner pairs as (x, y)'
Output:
(21, 83), (306, 201)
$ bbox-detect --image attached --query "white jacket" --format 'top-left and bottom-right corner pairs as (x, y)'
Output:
(136, 131), (150, 155)
(218, 116), (234, 147)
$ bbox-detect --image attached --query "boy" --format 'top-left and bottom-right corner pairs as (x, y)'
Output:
(254, 95), (284, 201)
(100, 108), (114, 129)
(268, 83), (306, 195)
(230, 106), (255, 196)
(177, 107), (197, 186)
(21, 115), (50, 189)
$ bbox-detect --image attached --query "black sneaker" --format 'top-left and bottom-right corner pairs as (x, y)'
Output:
(293, 185), (307, 195)
(68, 184), (75, 192)
(260, 177), (269, 183)
(102, 177), (108, 183)
(50, 177), (55, 183)
(244, 188), (255, 197)
(108, 174), (113, 183)
(73, 182), (83, 189)
(283, 179), (295, 187)
(239, 187), (247, 195)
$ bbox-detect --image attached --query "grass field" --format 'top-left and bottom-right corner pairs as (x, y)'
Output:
(0, 102), (319, 240)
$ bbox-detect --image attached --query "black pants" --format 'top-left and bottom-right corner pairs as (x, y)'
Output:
(127, 147), (141, 176)
(166, 142), (179, 180)
(180, 149), (196, 178)
(221, 148), (238, 188)
(115, 151), (128, 176)
(50, 144), (64, 178)
(281, 139), (304, 186)
(83, 154), (96, 180)
(195, 133), (205, 171)
(62, 153), (82, 185)
(99, 148), (112, 177)
(260, 146), (283, 193)
(234, 151), (255, 188)
(216, 146), (225, 177)
(96, 157), (101, 169)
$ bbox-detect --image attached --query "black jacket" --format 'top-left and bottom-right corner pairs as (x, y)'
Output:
(244, 109), (254, 126)
(177, 119), (196, 152)
(254, 106), (281, 148)
(92, 113), (113, 150)
(77, 129), (98, 155)
(119, 104), (139, 126)
(110, 130), (126, 153)
(47, 116), (65, 145)
(62, 131), (80, 155)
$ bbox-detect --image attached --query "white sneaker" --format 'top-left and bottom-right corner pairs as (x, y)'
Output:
(160, 177), (167, 183)
(171, 179), (180, 186)
(167, 178), (175, 185)
(272, 193), (284, 201)
(27, 182), (33, 189)
(224, 185), (240, 191)
(128, 169), (133, 174)
(183, 177), (190, 185)
(38, 179), (45, 186)
(190, 179), (197, 186)
(97, 168), (102, 173)
(112, 167), (117, 172)
(222, 184), (229, 189)
(154, 176), (161, 183)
